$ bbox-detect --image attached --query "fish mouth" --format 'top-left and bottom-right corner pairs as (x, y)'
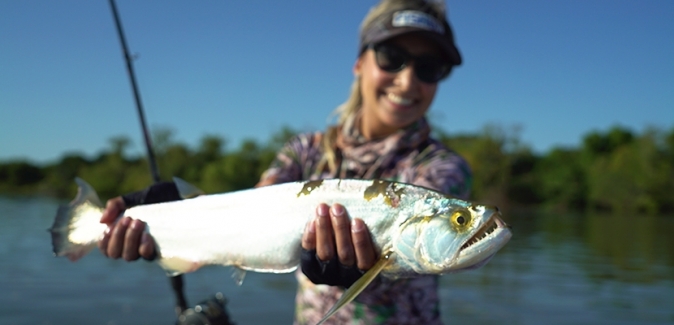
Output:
(444, 209), (512, 272)
(460, 215), (504, 251)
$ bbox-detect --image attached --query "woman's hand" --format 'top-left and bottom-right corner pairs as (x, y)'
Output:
(300, 203), (377, 286)
(98, 197), (156, 261)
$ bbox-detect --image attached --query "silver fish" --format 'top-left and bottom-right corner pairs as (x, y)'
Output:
(50, 178), (511, 324)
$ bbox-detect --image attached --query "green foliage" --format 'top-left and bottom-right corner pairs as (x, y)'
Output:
(534, 148), (587, 210)
(507, 150), (542, 205)
(438, 126), (509, 201)
(0, 160), (45, 195)
(41, 154), (92, 197)
(586, 132), (673, 214)
(0, 124), (672, 215)
(582, 126), (634, 156)
(200, 139), (264, 192)
(439, 124), (541, 207)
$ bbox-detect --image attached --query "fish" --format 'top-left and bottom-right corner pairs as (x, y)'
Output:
(49, 178), (512, 324)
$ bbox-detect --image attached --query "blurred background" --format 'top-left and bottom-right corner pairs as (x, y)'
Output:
(1, 1), (673, 324)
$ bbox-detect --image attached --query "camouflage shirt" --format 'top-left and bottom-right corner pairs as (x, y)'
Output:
(259, 117), (472, 325)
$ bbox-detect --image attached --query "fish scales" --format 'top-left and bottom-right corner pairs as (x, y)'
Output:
(135, 179), (411, 274)
(50, 177), (511, 324)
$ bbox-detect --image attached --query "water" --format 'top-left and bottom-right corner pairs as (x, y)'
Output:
(1, 196), (673, 325)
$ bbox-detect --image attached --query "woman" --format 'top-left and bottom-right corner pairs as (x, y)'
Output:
(100, 0), (471, 323)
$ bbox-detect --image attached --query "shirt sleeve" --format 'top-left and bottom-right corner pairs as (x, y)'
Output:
(259, 133), (322, 184)
(408, 139), (473, 200)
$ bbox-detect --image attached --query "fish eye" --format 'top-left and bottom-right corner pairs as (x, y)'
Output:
(450, 210), (471, 228)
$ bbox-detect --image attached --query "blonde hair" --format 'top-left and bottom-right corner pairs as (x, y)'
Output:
(318, 0), (446, 175)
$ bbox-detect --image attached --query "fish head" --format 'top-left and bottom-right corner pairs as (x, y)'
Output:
(391, 197), (511, 275)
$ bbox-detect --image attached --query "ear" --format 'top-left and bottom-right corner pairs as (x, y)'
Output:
(353, 55), (364, 77)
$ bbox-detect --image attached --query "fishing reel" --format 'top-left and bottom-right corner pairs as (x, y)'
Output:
(176, 292), (235, 325)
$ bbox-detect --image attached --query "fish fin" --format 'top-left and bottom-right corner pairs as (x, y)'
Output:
(232, 267), (247, 285)
(316, 251), (395, 325)
(74, 177), (104, 207)
(48, 178), (106, 261)
(173, 177), (205, 199)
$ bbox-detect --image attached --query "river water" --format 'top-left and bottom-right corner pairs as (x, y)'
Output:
(1, 196), (673, 324)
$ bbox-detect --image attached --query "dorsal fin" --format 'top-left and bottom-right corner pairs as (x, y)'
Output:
(74, 177), (103, 207)
(173, 177), (205, 199)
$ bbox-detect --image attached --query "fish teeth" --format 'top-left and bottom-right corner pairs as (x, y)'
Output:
(387, 93), (412, 105)
(461, 219), (498, 250)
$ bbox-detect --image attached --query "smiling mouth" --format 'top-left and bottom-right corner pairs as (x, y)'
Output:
(460, 217), (503, 250)
(386, 92), (413, 106)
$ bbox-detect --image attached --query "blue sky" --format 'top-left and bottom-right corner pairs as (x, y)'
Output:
(1, 1), (672, 164)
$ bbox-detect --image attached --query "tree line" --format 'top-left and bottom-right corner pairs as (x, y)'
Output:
(1, 125), (673, 214)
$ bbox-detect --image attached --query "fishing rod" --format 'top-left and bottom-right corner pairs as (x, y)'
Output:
(107, 0), (188, 318)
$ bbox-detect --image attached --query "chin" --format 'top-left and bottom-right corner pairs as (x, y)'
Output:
(380, 114), (422, 130)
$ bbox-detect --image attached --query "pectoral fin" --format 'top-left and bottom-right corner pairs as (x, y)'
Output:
(316, 251), (395, 325)
(231, 266), (247, 286)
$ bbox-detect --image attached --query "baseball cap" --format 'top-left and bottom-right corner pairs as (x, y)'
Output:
(359, 1), (462, 66)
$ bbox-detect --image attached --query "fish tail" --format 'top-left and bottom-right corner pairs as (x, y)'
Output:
(48, 178), (107, 261)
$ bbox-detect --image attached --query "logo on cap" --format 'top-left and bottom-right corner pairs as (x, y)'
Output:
(392, 10), (444, 34)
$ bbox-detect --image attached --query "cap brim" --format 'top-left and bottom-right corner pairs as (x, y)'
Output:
(364, 28), (462, 66)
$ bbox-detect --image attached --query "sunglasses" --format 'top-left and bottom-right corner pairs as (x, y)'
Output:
(368, 43), (452, 84)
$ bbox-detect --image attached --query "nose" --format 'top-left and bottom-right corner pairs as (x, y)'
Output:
(394, 64), (417, 91)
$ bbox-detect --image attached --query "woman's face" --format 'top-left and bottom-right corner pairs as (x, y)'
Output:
(355, 34), (442, 139)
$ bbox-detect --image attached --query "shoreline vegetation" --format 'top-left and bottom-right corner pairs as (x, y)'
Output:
(1, 124), (673, 215)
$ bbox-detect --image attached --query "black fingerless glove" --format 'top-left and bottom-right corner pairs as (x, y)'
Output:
(121, 181), (182, 208)
(300, 248), (365, 288)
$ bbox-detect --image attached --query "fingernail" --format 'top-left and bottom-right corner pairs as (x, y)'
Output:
(331, 204), (344, 217)
(351, 219), (364, 233)
(316, 204), (329, 217)
(304, 219), (316, 233)
(141, 232), (150, 244)
(130, 219), (144, 230)
(121, 217), (131, 227)
(104, 226), (112, 236)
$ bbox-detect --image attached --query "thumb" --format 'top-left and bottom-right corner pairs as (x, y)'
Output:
(100, 197), (126, 224)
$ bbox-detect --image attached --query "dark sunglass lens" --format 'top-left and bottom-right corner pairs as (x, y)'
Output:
(415, 57), (450, 83)
(375, 45), (407, 72)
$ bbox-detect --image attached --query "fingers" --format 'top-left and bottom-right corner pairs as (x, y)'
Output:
(101, 197), (125, 224)
(97, 197), (155, 261)
(98, 225), (112, 256)
(99, 216), (150, 261)
(139, 233), (157, 260)
(122, 219), (146, 261)
(305, 203), (371, 269)
(351, 218), (377, 270)
(301, 218), (317, 251)
(330, 204), (355, 267)
(102, 216), (130, 259)
(314, 203), (334, 262)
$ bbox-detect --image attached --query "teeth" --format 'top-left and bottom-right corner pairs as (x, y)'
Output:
(387, 93), (413, 105)
(460, 219), (498, 250)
